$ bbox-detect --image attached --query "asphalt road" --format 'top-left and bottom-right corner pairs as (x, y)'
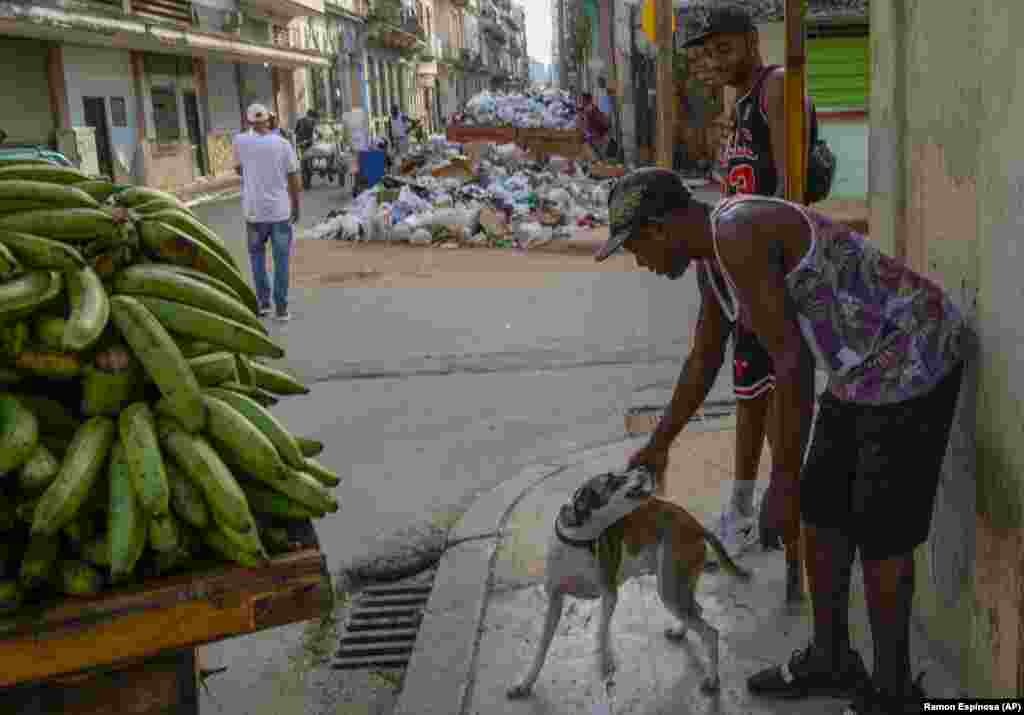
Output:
(190, 185), (738, 715)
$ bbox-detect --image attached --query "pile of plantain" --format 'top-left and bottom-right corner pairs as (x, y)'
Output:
(0, 162), (339, 609)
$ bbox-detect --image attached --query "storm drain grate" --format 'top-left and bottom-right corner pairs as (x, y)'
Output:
(333, 574), (436, 670)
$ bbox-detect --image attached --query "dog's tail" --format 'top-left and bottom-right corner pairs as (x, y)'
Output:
(701, 528), (753, 582)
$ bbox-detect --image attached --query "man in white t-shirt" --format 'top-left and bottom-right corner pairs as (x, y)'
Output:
(233, 103), (302, 321)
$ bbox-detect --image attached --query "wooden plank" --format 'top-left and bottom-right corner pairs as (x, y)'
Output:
(0, 648), (196, 715)
(0, 549), (330, 688)
(0, 550), (323, 640)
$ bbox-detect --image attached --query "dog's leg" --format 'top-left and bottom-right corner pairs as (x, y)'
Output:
(507, 589), (565, 699)
(596, 589), (618, 680)
(656, 539), (721, 694)
(686, 613), (721, 694)
(655, 539), (691, 642)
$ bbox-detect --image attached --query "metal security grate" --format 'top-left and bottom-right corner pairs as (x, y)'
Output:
(333, 575), (435, 670)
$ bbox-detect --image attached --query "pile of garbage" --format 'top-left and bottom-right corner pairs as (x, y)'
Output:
(304, 138), (618, 250)
(449, 89), (579, 130)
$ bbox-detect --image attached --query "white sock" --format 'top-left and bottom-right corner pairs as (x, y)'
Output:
(730, 480), (757, 517)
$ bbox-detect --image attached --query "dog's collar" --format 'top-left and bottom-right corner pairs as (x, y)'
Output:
(554, 516), (599, 548)
(554, 467), (657, 545)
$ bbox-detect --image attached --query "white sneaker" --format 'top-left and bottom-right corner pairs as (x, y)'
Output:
(712, 507), (758, 557)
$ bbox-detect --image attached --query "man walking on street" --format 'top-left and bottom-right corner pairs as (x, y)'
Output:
(233, 103), (301, 322)
(679, 3), (813, 559)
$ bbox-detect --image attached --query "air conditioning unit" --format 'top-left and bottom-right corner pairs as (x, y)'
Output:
(223, 10), (244, 31)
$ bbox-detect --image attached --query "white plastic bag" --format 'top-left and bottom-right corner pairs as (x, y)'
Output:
(410, 228), (432, 245)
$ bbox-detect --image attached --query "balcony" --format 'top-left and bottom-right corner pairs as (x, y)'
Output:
(272, 24), (304, 49)
(480, 13), (505, 41)
(439, 38), (461, 65)
(326, 0), (370, 16)
(132, 0), (193, 26)
(235, 0), (325, 18)
(367, 0), (424, 49)
(417, 32), (441, 60)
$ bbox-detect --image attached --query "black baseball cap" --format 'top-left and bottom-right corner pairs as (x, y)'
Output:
(595, 168), (693, 262)
(682, 4), (757, 48)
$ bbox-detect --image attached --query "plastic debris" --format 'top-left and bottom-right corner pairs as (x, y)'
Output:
(450, 89), (580, 130)
(302, 95), (632, 249)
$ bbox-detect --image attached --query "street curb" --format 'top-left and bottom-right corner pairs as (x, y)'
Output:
(394, 436), (648, 715)
(391, 461), (567, 715)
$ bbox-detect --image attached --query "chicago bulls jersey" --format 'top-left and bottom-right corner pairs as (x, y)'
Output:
(721, 65), (780, 198)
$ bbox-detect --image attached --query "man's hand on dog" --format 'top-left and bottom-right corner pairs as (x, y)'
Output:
(627, 443), (670, 490)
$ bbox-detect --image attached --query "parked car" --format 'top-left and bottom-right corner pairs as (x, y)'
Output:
(0, 143), (76, 168)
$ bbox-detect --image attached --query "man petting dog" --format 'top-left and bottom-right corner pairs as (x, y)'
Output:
(599, 168), (971, 715)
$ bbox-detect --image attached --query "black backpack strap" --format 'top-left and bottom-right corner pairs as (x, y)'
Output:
(752, 64), (782, 116)
(754, 64), (820, 146)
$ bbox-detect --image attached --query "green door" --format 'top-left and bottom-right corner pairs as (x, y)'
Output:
(807, 35), (870, 111)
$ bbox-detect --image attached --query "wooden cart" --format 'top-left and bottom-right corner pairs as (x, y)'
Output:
(0, 522), (331, 714)
(515, 128), (588, 161)
(445, 125), (517, 145)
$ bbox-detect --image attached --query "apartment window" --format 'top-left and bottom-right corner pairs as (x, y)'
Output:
(151, 86), (181, 142)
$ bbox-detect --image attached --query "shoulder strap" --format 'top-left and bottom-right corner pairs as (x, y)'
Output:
(753, 64), (782, 115)
(753, 64), (821, 145)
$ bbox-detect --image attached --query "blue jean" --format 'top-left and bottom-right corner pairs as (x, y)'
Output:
(247, 220), (292, 313)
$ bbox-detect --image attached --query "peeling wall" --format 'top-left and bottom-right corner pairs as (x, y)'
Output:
(870, 0), (1024, 696)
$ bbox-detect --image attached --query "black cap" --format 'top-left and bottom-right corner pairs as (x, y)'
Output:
(682, 4), (757, 48)
(595, 168), (693, 262)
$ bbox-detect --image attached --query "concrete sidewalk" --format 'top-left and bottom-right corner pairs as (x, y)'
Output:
(394, 419), (963, 715)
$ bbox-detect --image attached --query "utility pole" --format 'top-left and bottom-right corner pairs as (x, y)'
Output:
(784, 0), (807, 202)
(783, 0), (808, 603)
(654, 0), (673, 168)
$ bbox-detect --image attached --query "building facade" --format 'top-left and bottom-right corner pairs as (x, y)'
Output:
(0, 0), (329, 192)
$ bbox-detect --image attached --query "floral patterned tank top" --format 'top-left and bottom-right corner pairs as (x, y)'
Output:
(702, 196), (972, 405)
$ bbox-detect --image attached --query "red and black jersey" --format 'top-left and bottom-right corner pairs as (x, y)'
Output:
(722, 64), (781, 198)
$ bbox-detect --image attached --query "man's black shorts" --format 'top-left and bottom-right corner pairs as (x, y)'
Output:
(800, 361), (965, 561)
(733, 324), (775, 400)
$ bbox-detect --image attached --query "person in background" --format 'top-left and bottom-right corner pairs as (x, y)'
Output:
(294, 109), (319, 158)
(389, 104), (409, 157)
(576, 92), (610, 159)
(680, 2), (814, 561)
(596, 76), (613, 118)
(595, 77), (619, 159)
(232, 103), (301, 322)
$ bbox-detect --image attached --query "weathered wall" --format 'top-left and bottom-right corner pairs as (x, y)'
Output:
(870, 0), (1024, 696)
(62, 44), (137, 179)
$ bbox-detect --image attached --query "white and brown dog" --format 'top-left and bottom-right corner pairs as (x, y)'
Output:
(507, 467), (751, 699)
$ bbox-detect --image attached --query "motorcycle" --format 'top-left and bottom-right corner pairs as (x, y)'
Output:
(299, 133), (345, 189)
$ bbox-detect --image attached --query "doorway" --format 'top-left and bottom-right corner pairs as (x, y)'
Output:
(82, 97), (114, 179)
(182, 91), (207, 178)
